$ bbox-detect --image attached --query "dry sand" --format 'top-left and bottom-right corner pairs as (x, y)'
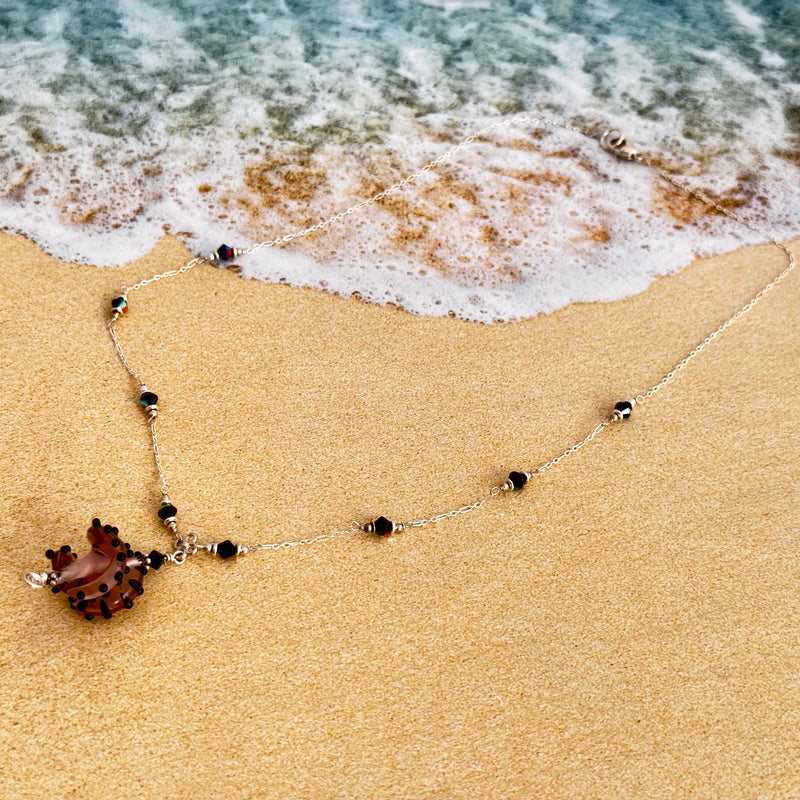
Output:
(1, 231), (798, 798)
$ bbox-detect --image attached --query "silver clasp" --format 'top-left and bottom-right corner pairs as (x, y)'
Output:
(600, 129), (641, 161)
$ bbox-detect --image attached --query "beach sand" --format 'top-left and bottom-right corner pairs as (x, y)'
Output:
(1, 231), (798, 798)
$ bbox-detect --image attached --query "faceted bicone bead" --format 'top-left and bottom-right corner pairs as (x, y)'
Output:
(148, 550), (166, 570)
(372, 516), (394, 536)
(216, 539), (238, 559)
(158, 502), (177, 521)
(216, 244), (235, 262)
(111, 296), (128, 314)
(139, 391), (159, 408)
(508, 471), (528, 491)
(614, 400), (634, 419)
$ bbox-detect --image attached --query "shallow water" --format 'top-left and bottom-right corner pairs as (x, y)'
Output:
(1, 0), (798, 320)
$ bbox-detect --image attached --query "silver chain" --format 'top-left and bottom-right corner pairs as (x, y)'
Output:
(105, 119), (796, 567)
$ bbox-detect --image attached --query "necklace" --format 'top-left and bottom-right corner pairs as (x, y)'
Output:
(22, 116), (796, 620)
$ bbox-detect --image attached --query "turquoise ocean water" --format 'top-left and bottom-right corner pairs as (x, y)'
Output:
(1, 0), (798, 320)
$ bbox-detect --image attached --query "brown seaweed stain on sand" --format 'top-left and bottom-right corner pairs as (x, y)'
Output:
(652, 176), (760, 227)
(646, 153), (766, 226)
(353, 166), (547, 282)
(571, 224), (611, 245)
(4, 165), (35, 201)
(60, 200), (145, 229)
(773, 146), (800, 168)
(505, 137), (541, 152)
(489, 166), (574, 195)
(73, 206), (106, 226)
(383, 173), (509, 279)
(243, 146), (328, 209)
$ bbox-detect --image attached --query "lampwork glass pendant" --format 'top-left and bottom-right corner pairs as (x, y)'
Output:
(33, 519), (166, 620)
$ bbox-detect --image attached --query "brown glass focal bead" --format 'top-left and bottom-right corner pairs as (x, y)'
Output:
(46, 519), (157, 620)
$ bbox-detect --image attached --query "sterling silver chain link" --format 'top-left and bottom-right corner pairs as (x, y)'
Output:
(106, 116), (797, 567)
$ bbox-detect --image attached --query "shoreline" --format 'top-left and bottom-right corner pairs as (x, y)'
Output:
(1, 230), (799, 798)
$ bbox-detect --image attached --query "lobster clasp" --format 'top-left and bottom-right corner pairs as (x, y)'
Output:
(600, 129), (641, 161)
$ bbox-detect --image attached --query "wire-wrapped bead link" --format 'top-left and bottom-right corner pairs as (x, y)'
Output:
(208, 244), (244, 263)
(111, 295), (128, 319)
(191, 521), (364, 558)
(500, 471), (531, 492)
(363, 517), (405, 536)
(611, 399), (636, 421)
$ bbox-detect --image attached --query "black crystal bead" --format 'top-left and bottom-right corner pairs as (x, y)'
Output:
(139, 391), (159, 408)
(216, 244), (235, 262)
(158, 503), (177, 521)
(508, 471), (528, 491)
(216, 539), (238, 559)
(372, 516), (394, 536)
(148, 550), (166, 570)
(111, 296), (128, 314)
(614, 400), (633, 419)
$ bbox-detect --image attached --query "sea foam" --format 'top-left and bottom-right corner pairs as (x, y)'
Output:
(0, 0), (797, 322)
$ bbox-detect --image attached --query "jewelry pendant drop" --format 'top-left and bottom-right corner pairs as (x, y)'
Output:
(24, 519), (166, 620)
